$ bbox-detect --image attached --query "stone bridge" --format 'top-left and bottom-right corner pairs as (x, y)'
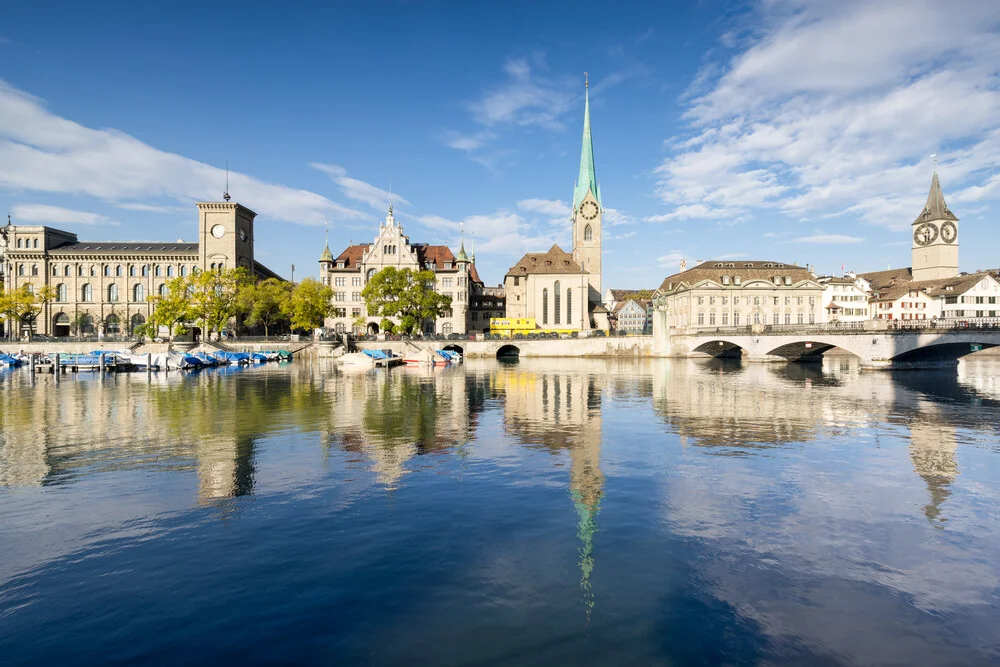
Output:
(354, 335), (659, 360)
(658, 325), (1000, 370)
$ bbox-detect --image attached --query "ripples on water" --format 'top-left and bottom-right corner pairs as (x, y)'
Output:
(1, 357), (999, 665)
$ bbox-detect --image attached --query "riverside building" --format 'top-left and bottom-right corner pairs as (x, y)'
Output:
(654, 260), (824, 330)
(319, 205), (483, 335)
(0, 198), (280, 338)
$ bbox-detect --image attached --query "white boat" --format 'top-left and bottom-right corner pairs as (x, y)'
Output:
(403, 348), (450, 367)
(337, 349), (402, 368)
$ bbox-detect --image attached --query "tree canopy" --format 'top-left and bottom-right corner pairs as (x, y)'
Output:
(361, 267), (451, 334)
(287, 277), (334, 331)
(244, 278), (293, 337)
(0, 285), (56, 339)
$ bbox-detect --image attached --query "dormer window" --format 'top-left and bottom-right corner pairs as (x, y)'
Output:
(727, 263), (735, 268)
(773, 276), (781, 286)
(444, 262), (452, 269)
(715, 263), (724, 267)
(784, 276), (792, 285)
(337, 261), (345, 269)
(734, 276), (742, 285)
(745, 263), (753, 268)
(722, 275), (731, 285)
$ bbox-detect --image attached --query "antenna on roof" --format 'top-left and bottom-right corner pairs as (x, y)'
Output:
(223, 160), (231, 202)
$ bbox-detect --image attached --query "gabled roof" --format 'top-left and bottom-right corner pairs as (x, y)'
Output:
(657, 260), (814, 292)
(468, 262), (483, 285)
(331, 244), (371, 270)
(913, 171), (959, 225)
(858, 267), (913, 290)
(413, 244), (456, 268)
(870, 272), (997, 302)
(507, 244), (585, 276)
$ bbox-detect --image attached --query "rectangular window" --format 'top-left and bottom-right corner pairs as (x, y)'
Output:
(697, 312), (704, 325)
(809, 313), (815, 324)
(754, 296), (760, 305)
(722, 312), (729, 325)
(709, 312), (716, 325)
(722, 297), (728, 306)
(734, 313), (740, 326)
(352, 292), (361, 301)
(709, 296), (715, 305)
(442, 278), (453, 287)
(797, 297), (803, 305)
(335, 292), (345, 301)
(335, 277), (346, 287)
(773, 297), (779, 305)
(698, 296), (704, 305)
(733, 297), (740, 306)
(809, 296), (815, 306)
(785, 313), (791, 325)
(773, 313), (779, 325)
(351, 308), (360, 317)
(797, 313), (804, 324)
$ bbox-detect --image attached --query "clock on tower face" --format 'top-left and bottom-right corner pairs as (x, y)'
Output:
(211, 224), (226, 239)
(580, 200), (599, 220)
(940, 221), (957, 244)
(913, 222), (938, 246)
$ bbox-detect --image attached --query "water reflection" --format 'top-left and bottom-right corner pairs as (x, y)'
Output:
(1, 358), (1000, 664)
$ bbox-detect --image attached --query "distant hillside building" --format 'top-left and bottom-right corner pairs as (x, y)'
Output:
(319, 205), (483, 335)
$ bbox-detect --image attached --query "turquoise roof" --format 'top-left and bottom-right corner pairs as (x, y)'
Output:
(572, 84), (601, 212)
(456, 240), (469, 263)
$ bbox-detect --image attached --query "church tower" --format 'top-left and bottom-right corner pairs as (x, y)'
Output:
(571, 75), (602, 303)
(911, 171), (959, 281)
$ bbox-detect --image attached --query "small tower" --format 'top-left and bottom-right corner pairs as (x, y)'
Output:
(319, 227), (334, 285)
(911, 170), (960, 281)
(454, 229), (471, 334)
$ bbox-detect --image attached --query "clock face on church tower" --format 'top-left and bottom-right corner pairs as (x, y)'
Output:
(580, 200), (599, 220)
(940, 221), (957, 244)
(913, 222), (938, 246)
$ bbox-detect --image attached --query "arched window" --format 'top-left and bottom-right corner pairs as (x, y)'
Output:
(104, 265), (111, 277)
(129, 265), (137, 277)
(584, 224), (593, 242)
(105, 314), (120, 334)
(78, 265), (85, 277)
(16, 239), (22, 248)
(18, 264), (24, 276)
(81, 284), (93, 302)
(180, 266), (187, 277)
(166, 265), (174, 277)
(554, 281), (561, 325)
(52, 265), (59, 277)
(367, 268), (377, 282)
(90, 265), (96, 276)
(141, 265), (149, 277)
(210, 263), (215, 271)
(130, 314), (145, 333)
(542, 288), (549, 325)
(133, 284), (145, 302)
(31, 264), (38, 276)
(32, 239), (38, 248)
(80, 314), (95, 335)
(56, 284), (67, 302)
(159, 284), (169, 297)
(155, 265), (161, 277)
(567, 288), (572, 325)
(115, 265), (122, 277)
(64, 265), (70, 276)
(442, 322), (453, 335)
(108, 284), (119, 302)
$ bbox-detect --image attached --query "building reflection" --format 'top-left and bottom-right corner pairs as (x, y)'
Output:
(491, 359), (605, 620)
(319, 365), (482, 490)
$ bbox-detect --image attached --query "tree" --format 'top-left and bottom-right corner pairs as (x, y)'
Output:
(360, 267), (452, 335)
(244, 278), (293, 336)
(0, 285), (56, 339)
(187, 267), (253, 337)
(286, 278), (334, 331)
(147, 276), (193, 342)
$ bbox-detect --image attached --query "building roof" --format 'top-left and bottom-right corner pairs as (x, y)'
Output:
(330, 244), (372, 270)
(319, 241), (334, 263)
(858, 267), (913, 290)
(818, 276), (856, 285)
(46, 241), (198, 255)
(413, 244), (456, 268)
(572, 81), (601, 212)
(468, 262), (482, 284)
(913, 171), (959, 225)
(507, 244), (585, 276)
(456, 240), (469, 263)
(613, 298), (649, 314)
(657, 260), (814, 292)
(870, 271), (995, 302)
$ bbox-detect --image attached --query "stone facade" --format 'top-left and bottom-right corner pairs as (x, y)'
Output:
(818, 276), (870, 323)
(0, 200), (278, 338)
(319, 205), (481, 335)
(654, 260), (824, 331)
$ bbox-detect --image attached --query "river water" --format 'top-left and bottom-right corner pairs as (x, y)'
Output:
(1, 357), (999, 665)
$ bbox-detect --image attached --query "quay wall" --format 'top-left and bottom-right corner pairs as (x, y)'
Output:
(356, 336), (659, 358)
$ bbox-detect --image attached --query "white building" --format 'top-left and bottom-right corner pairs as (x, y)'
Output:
(818, 276), (871, 323)
(613, 299), (650, 334)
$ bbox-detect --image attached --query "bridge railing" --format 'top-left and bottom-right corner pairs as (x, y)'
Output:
(675, 317), (1000, 336)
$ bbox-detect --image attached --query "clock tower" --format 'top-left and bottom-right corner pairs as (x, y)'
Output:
(911, 171), (959, 281)
(571, 75), (602, 303)
(197, 199), (257, 273)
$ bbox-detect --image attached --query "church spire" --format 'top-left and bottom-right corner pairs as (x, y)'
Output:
(572, 73), (601, 213)
(913, 170), (959, 225)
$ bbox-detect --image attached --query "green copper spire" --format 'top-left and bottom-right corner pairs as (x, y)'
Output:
(319, 226), (334, 263)
(572, 74), (601, 213)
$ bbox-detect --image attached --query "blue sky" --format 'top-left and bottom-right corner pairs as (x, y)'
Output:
(2, 0), (999, 288)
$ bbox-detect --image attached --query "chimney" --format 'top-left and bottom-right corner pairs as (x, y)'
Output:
(679, 259), (688, 272)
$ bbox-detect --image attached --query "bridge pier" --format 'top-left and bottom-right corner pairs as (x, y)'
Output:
(744, 354), (787, 364)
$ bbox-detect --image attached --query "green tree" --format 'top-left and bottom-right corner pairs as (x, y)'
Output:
(244, 278), (293, 336)
(147, 276), (193, 342)
(286, 278), (334, 331)
(188, 267), (253, 337)
(0, 285), (56, 339)
(360, 267), (452, 335)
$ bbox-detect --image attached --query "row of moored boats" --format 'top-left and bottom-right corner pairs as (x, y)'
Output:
(337, 348), (462, 368)
(0, 349), (292, 371)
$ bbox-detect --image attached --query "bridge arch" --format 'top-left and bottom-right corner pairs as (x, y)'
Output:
(692, 339), (745, 359)
(442, 343), (464, 355)
(888, 341), (998, 365)
(763, 340), (848, 362)
(496, 344), (520, 359)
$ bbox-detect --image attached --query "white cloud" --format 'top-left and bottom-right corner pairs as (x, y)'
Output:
(792, 234), (864, 244)
(445, 130), (495, 152)
(608, 231), (637, 241)
(11, 204), (119, 226)
(0, 81), (367, 227)
(657, 251), (688, 269)
(602, 207), (635, 226)
(657, 1), (1000, 231)
(310, 163), (408, 211)
(114, 202), (182, 213)
(416, 211), (557, 257)
(470, 58), (571, 129)
(517, 198), (571, 217)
